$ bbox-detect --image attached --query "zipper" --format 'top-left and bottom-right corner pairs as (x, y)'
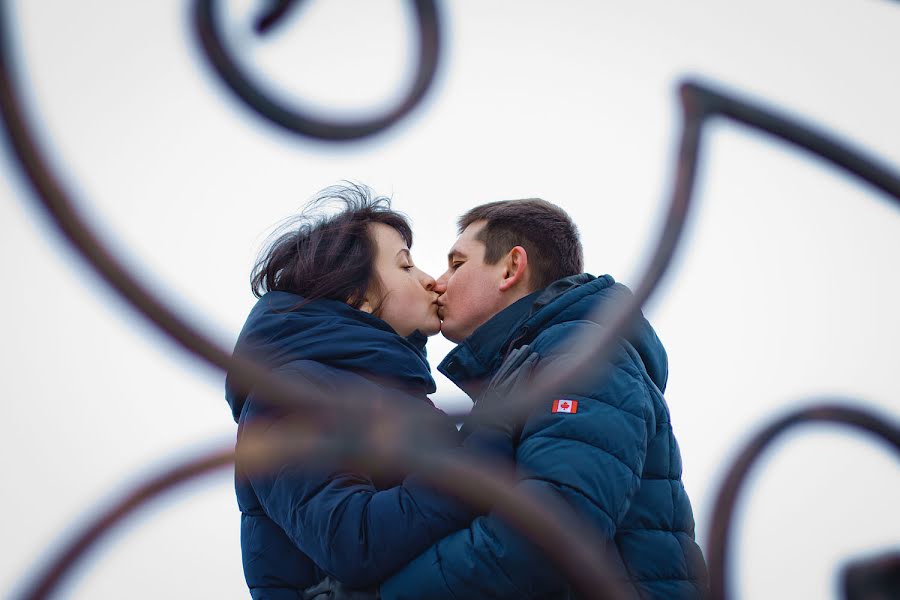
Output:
(502, 325), (530, 361)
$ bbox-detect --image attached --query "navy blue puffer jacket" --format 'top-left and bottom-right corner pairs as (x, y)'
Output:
(225, 292), (472, 599)
(381, 274), (708, 599)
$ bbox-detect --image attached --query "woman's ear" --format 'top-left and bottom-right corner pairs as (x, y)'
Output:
(499, 246), (529, 292)
(356, 280), (383, 314)
(347, 287), (374, 313)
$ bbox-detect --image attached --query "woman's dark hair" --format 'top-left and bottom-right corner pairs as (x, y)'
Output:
(251, 183), (412, 309)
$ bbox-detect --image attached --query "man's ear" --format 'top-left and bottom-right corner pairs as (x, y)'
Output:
(499, 246), (528, 292)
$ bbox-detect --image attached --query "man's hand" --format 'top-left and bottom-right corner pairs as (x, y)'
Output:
(303, 577), (380, 600)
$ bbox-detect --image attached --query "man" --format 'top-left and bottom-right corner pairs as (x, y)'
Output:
(378, 199), (708, 599)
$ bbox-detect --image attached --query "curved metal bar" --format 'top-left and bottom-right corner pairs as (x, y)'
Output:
(17, 448), (235, 600)
(450, 78), (900, 428)
(18, 424), (628, 600)
(682, 79), (900, 202)
(254, 0), (306, 35)
(705, 403), (900, 600)
(192, 0), (442, 140)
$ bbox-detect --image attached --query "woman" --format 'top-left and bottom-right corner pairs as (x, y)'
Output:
(225, 184), (505, 599)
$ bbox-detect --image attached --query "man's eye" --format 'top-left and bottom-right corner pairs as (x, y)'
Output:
(451, 262), (463, 269)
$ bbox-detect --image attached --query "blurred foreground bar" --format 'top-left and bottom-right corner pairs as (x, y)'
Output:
(842, 550), (900, 600)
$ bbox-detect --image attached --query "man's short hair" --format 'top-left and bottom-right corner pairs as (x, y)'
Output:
(458, 198), (583, 291)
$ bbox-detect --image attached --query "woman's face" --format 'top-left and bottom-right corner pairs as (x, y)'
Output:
(361, 222), (440, 337)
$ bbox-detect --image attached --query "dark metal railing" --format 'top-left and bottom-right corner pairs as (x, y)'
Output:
(1, 2), (898, 598)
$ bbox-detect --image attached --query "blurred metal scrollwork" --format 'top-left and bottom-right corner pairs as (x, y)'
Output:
(194, 0), (442, 140)
(0, 1), (898, 599)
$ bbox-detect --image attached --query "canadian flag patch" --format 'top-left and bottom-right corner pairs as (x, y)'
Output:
(552, 399), (578, 414)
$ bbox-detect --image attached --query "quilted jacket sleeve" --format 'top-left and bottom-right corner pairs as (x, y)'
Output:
(380, 325), (655, 599)
(239, 367), (478, 589)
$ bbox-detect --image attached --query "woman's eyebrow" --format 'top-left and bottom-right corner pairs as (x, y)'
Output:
(396, 249), (412, 260)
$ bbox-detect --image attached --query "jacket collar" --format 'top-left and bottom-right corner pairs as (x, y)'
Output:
(437, 291), (537, 398)
(225, 291), (435, 421)
(438, 274), (606, 399)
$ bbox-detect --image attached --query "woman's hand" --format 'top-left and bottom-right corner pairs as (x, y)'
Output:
(303, 576), (380, 600)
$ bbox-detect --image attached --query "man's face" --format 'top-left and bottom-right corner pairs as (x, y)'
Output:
(434, 221), (509, 343)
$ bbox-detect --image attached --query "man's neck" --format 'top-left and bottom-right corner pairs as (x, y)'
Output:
(495, 285), (534, 318)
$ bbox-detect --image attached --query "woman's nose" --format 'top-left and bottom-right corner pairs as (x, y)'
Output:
(421, 271), (436, 292)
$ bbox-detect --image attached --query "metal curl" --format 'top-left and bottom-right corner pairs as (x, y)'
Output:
(192, 0), (442, 140)
(705, 403), (900, 600)
(17, 422), (628, 600)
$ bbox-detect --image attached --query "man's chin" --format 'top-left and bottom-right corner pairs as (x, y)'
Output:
(438, 321), (463, 343)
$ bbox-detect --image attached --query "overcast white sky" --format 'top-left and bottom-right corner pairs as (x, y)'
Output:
(1, 1), (898, 598)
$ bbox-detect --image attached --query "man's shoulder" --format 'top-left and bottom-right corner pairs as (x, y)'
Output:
(524, 321), (657, 422)
(529, 319), (632, 363)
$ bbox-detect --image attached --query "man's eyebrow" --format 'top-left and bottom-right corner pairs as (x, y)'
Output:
(447, 249), (467, 262)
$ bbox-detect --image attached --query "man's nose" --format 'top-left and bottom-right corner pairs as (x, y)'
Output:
(433, 272), (448, 294)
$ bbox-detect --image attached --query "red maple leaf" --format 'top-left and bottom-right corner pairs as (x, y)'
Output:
(560, 401), (570, 410)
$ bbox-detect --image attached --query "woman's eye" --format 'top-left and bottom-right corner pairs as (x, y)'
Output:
(402, 265), (414, 271)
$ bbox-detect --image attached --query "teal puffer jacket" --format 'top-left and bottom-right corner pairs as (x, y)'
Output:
(381, 274), (708, 599)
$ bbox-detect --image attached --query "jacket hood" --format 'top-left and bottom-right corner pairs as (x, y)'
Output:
(439, 274), (668, 396)
(225, 291), (435, 421)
